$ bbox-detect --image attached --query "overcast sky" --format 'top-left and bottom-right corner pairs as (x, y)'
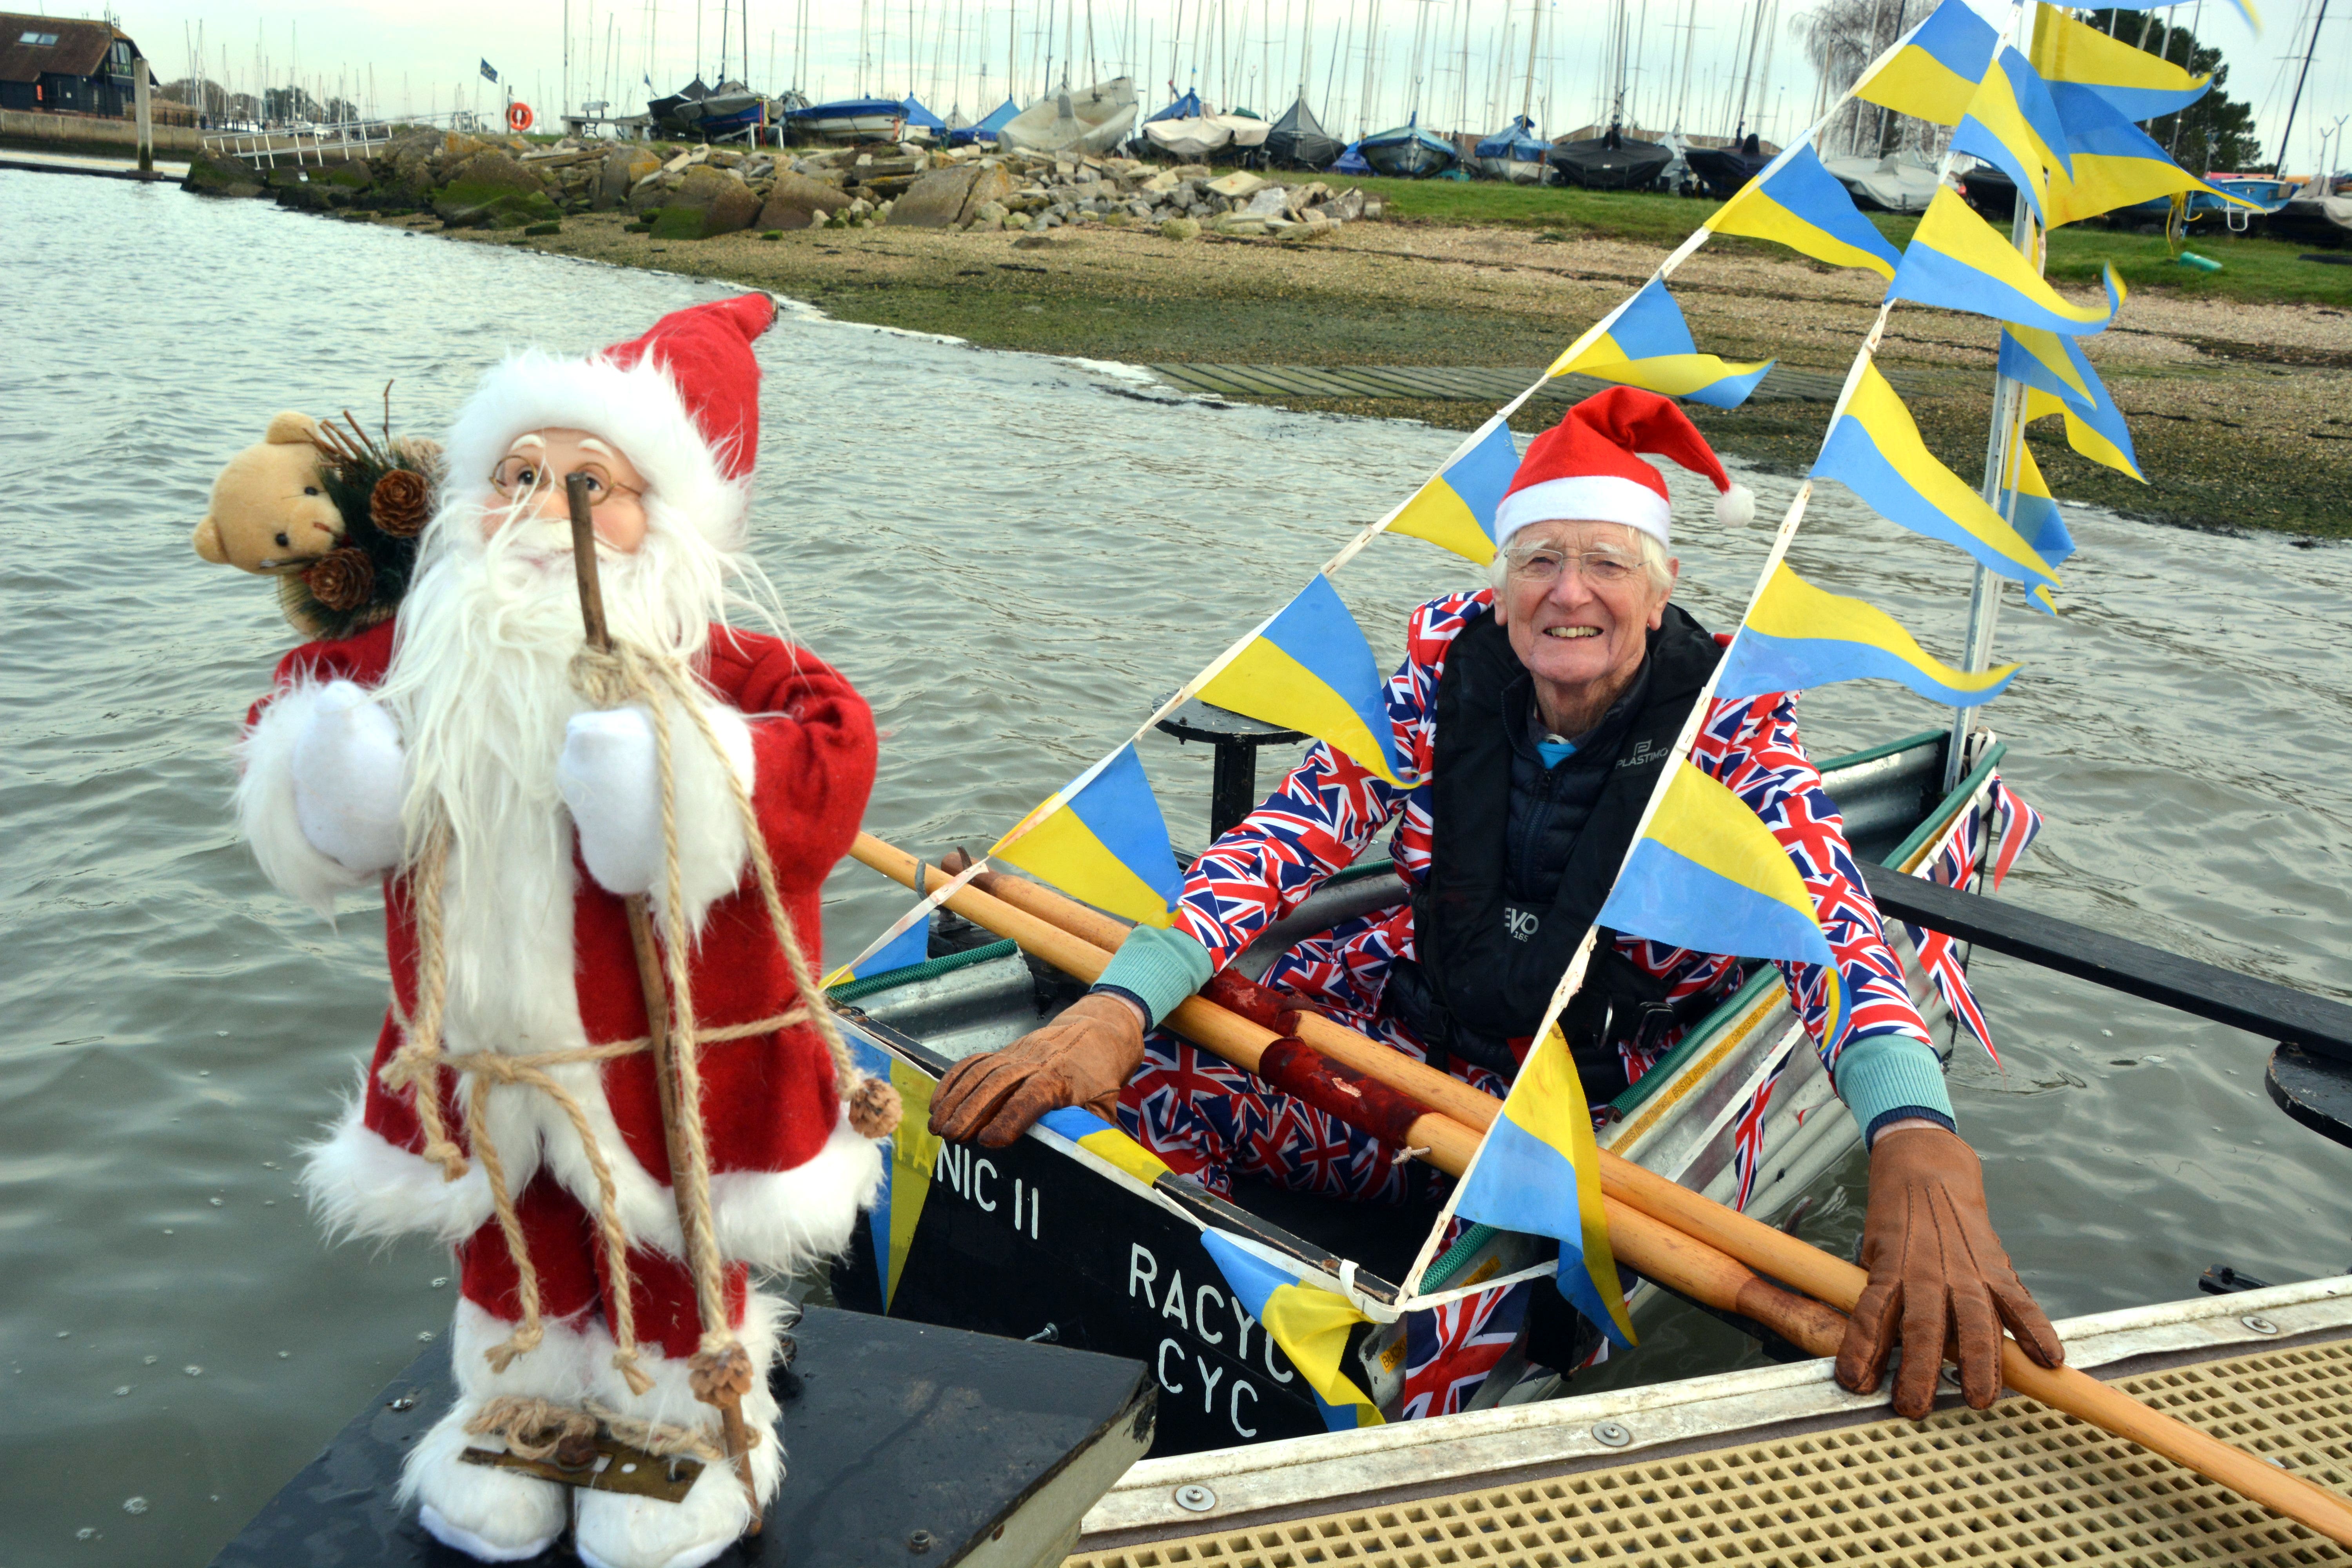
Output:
(58, 0), (2351, 172)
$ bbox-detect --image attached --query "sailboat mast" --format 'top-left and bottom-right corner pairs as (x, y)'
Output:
(1507, 0), (1531, 123)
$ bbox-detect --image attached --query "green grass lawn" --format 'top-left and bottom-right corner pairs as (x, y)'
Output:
(1313, 174), (2351, 307)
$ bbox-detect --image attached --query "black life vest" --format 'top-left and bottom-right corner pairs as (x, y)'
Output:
(1393, 601), (1724, 1096)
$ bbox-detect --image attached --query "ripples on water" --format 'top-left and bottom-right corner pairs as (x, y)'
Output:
(3, 173), (2347, 1563)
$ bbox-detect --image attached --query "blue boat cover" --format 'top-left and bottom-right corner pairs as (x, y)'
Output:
(1331, 138), (1372, 174)
(1476, 115), (1545, 161)
(1147, 89), (1204, 123)
(901, 94), (946, 131)
(787, 96), (907, 120)
(949, 96), (1022, 144)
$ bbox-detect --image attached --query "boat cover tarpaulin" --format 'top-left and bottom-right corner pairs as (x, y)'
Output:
(1267, 96), (1343, 169)
(1476, 115), (1545, 161)
(788, 97), (906, 121)
(901, 94), (947, 131)
(1552, 125), (1672, 189)
(1332, 138), (1371, 174)
(950, 96), (1020, 145)
(1148, 89), (1204, 123)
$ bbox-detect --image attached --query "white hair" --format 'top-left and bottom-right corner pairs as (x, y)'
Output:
(369, 487), (752, 1027)
(1488, 521), (1673, 596)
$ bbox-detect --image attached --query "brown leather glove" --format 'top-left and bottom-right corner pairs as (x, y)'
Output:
(926, 993), (1147, 1149)
(1835, 1125), (2064, 1418)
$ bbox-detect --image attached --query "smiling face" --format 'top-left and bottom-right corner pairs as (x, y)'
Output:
(1494, 519), (1678, 734)
(479, 427), (651, 554)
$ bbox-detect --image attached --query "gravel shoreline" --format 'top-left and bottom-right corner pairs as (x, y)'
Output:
(440, 209), (2348, 538)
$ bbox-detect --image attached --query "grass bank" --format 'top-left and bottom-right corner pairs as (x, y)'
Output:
(1318, 176), (2352, 309)
(425, 205), (2348, 538)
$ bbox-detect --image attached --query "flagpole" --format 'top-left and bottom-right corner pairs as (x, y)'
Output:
(1944, 2), (2044, 793)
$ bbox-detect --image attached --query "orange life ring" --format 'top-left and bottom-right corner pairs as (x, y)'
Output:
(507, 101), (534, 132)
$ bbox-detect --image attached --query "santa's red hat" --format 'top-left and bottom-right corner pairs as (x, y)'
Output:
(1494, 386), (1754, 551)
(441, 292), (777, 549)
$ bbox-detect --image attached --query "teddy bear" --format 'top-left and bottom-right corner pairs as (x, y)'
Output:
(193, 410), (443, 641)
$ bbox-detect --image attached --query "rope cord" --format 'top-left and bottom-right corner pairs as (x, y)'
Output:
(373, 632), (901, 1421)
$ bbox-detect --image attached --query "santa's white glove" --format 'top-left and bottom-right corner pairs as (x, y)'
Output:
(559, 704), (756, 919)
(290, 680), (408, 875)
(559, 706), (665, 897)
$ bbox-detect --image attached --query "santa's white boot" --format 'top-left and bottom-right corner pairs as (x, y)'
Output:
(572, 1293), (786, 1568)
(399, 1300), (589, 1562)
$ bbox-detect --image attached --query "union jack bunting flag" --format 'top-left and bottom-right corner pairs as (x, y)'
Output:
(1900, 773), (2042, 1066)
(1729, 1044), (1799, 1211)
(1399, 1278), (1531, 1418)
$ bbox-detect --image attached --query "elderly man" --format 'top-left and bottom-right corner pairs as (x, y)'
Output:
(931, 387), (2061, 1420)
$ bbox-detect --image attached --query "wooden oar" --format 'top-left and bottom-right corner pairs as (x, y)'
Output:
(845, 832), (2352, 1546)
(568, 476), (761, 1525)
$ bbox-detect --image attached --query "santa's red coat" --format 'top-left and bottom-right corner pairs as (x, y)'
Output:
(245, 617), (883, 1289)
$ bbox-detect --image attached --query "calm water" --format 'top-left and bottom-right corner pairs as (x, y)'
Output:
(4, 172), (2349, 1564)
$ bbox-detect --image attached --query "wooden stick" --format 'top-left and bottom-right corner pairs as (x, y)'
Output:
(568, 477), (762, 1528)
(851, 831), (2352, 1546)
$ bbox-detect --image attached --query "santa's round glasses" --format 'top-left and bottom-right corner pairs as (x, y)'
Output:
(487, 456), (643, 510)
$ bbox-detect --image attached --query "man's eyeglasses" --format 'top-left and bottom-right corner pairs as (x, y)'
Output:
(488, 456), (643, 511)
(1503, 543), (1644, 586)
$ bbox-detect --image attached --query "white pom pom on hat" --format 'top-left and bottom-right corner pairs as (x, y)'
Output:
(1717, 481), (1756, 527)
(1492, 385), (1752, 550)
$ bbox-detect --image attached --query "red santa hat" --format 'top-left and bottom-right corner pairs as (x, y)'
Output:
(1493, 385), (1755, 552)
(441, 292), (778, 550)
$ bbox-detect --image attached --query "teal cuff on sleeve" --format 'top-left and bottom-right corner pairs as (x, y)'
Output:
(1091, 925), (1216, 1029)
(1831, 1029), (1956, 1143)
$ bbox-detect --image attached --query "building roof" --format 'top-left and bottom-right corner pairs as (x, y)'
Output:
(0, 16), (124, 86)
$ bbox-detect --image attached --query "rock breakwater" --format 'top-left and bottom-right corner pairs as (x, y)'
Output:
(182, 127), (1387, 243)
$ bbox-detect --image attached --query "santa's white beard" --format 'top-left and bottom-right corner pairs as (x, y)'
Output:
(374, 495), (733, 1039)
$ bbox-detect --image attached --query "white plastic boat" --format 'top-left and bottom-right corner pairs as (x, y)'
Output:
(998, 77), (1140, 157)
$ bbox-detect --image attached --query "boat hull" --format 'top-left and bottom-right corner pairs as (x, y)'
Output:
(1360, 129), (1457, 179)
(1683, 145), (1773, 200)
(998, 78), (1140, 157)
(831, 727), (2001, 1457)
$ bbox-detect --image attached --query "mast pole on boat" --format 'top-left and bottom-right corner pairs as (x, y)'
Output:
(1945, 1), (2043, 792)
(1519, 0), (1540, 125)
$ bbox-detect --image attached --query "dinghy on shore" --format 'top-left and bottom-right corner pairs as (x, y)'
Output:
(1475, 116), (1552, 183)
(998, 77), (1139, 157)
(1552, 122), (1672, 189)
(1359, 116), (1457, 178)
(1143, 115), (1232, 160)
(787, 96), (909, 142)
(1265, 97), (1344, 169)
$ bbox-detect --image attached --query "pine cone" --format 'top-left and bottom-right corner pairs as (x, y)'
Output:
(305, 547), (375, 612)
(370, 468), (432, 537)
(848, 1074), (903, 1139)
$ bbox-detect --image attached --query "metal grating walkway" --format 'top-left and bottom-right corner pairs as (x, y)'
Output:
(1143, 364), (1907, 406)
(1068, 1337), (2352, 1567)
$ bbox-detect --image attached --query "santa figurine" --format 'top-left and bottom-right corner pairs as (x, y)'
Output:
(235, 294), (885, 1568)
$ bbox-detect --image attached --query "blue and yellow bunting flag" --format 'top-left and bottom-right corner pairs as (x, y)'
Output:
(2000, 424), (2072, 568)
(1720, 562), (2021, 706)
(2023, 382), (2143, 482)
(1887, 188), (2123, 336)
(1448, 1023), (1638, 1347)
(1199, 1230), (1385, 1429)
(1197, 574), (1406, 788)
(849, 1034), (938, 1312)
(1704, 142), (1905, 279)
(1950, 47), (2074, 222)
(1854, 0), (2002, 126)
(1550, 279), (1774, 408)
(2043, 81), (2249, 228)
(1036, 1105), (1172, 1187)
(992, 744), (1186, 926)
(2001, 323), (2144, 481)
(1999, 428), (2069, 615)
(1814, 362), (2063, 592)
(824, 900), (932, 987)
(1390, 417), (1519, 565)
(2029, 4), (2211, 122)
